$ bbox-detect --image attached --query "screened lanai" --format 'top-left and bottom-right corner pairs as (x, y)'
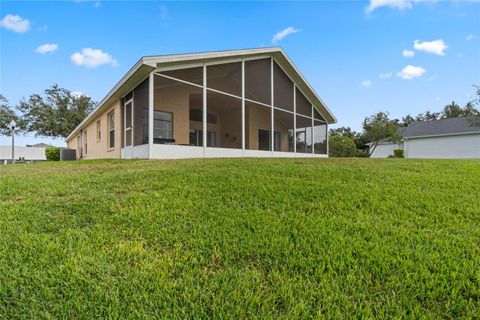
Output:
(119, 54), (328, 159)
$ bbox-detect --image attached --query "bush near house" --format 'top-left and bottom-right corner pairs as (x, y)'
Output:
(394, 149), (404, 158)
(1, 159), (479, 318)
(328, 135), (357, 157)
(45, 147), (61, 161)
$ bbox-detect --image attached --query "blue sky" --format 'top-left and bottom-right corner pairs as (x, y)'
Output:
(1, 0), (479, 146)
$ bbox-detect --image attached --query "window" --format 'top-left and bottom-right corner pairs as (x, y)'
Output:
(208, 131), (216, 147)
(96, 120), (101, 142)
(257, 129), (270, 151)
(153, 111), (173, 143)
(108, 111), (115, 149)
(83, 131), (88, 155)
(154, 74), (203, 146)
(274, 131), (281, 151)
(296, 115), (313, 153)
(245, 100), (271, 150)
(274, 109), (294, 152)
(206, 90), (242, 149)
(189, 129), (202, 146)
(314, 121), (327, 154)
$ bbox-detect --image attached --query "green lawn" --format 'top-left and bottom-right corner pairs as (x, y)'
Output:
(0, 158), (479, 318)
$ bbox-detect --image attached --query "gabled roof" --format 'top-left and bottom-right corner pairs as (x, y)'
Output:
(66, 47), (336, 142)
(403, 117), (480, 138)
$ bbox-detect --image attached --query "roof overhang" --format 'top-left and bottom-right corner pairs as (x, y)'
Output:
(66, 47), (336, 142)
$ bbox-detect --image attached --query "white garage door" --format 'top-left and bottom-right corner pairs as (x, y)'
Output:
(406, 134), (480, 158)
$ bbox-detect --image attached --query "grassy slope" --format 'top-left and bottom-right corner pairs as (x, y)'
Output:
(0, 158), (479, 319)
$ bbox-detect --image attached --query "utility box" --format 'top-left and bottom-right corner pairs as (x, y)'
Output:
(60, 148), (76, 161)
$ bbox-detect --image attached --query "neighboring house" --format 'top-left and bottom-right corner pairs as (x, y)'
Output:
(66, 47), (336, 160)
(0, 145), (48, 162)
(369, 117), (480, 158)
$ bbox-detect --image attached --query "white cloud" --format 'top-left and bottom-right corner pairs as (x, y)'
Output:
(70, 48), (118, 68)
(397, 65), (426, 80)
(272, 27), (300, 44)
(361, 80), (372, 87)
(466, 34), (476, 41)
(0, 14), (30, 33)
(413, 39), (448, 56)
(402, 49), (415, 58)
(379, 72), (393, 79)
(35, 43), (59, 54)
(366, 0), (413, 13)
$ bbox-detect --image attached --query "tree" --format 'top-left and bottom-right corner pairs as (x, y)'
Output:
(416, 110), (440, 121)
(362, 112), (402, 157)
(329, 126), (357, 139)
(17, 85), (95, 138)
(0, 95), (22, 136)
(328, 135), (357, 157)
(401, 114), (416, 126)
(467, 85), (480, 126)
(441, 101), (465, 119)
(329, 126), (368, 152)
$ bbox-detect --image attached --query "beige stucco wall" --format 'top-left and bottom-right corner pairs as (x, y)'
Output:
(67, 99), (122, 159)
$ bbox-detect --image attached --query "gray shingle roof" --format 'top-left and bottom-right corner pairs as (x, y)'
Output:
(403, 117), (480, 138)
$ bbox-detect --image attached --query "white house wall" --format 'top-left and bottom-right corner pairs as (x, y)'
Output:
(405, 134), (480, 158)
(136, 144), (328, 159)
(370, 143), (402, 158)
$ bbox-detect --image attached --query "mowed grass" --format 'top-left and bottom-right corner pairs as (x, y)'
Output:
(0, 158), (479, 319)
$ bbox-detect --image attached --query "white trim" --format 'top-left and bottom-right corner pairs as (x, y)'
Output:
(202, 64), (207, 155)
(241, 59), (245, 152)
(326, 123), (329, 157)
(271, 58), (274, 152)
(243, 54), (271, 62)
(154, 62), (204, 73)
(148, 72), (154, 159)
(245, 98), (271, 109)
(293, 84), (296, 154)
(206, 87), (242, 100)
(205, 147), (243, 158)
(153, 72), (203, 89)
(311, 106), (314, 155)
(126, 143), (330, 159)
(120, 74), (149, 101)
(205, 58), (243, 66)
(406, 131), (480, 139)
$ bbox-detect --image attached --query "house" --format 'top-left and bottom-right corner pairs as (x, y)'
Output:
(26, 143), (52, 148)
(369, 117), (480, 158)
(66, 48), (336, 160)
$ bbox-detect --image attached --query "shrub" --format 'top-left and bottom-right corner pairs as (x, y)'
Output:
(394, 149), (404, 158)
(328, 136), (357, 157)
(45, 147), (61, 161)
(356, 149), (369, 158)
